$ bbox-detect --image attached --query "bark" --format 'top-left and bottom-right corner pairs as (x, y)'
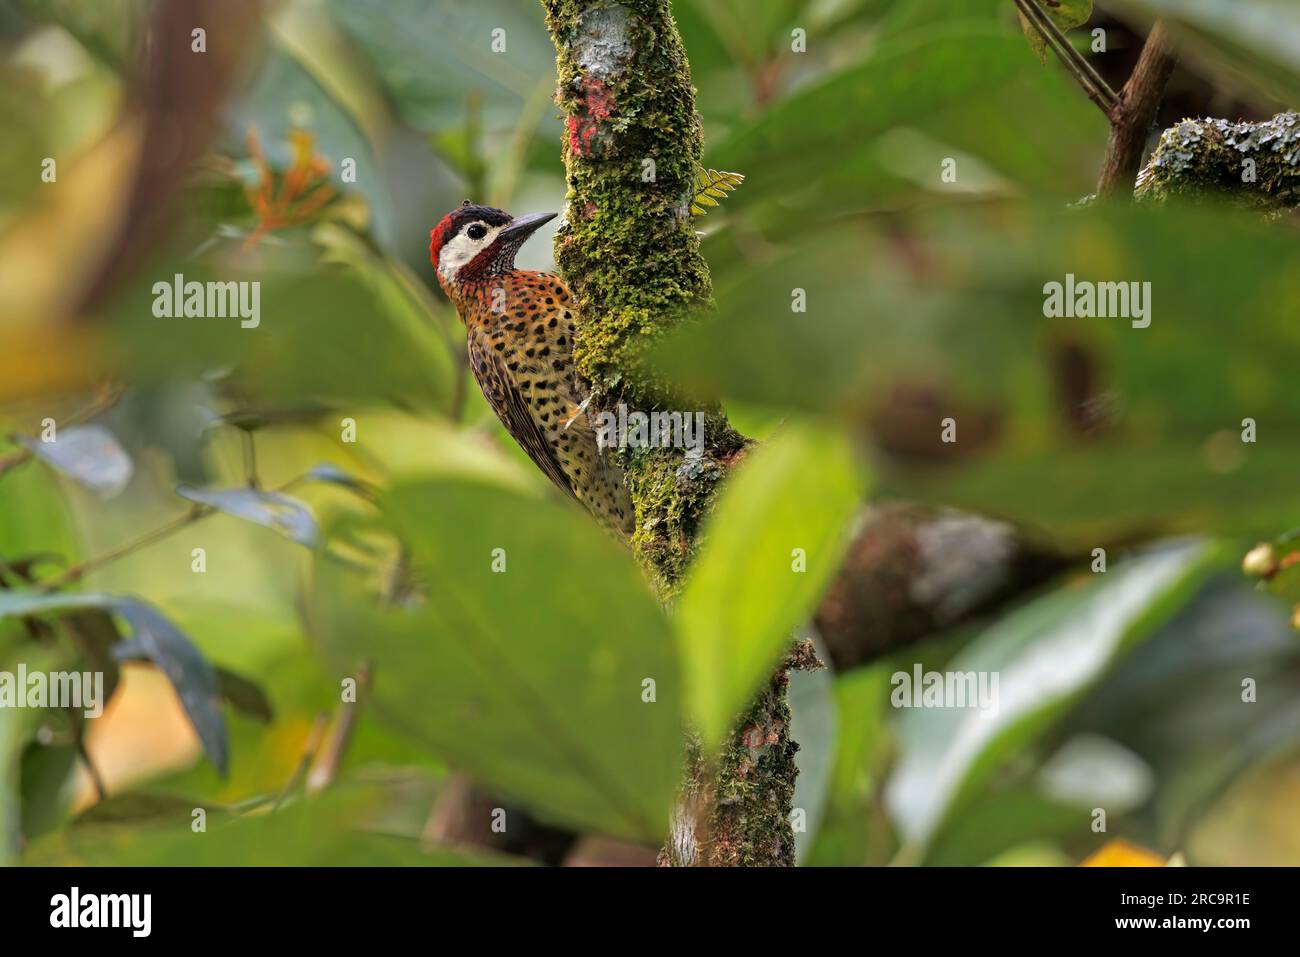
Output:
(541, 0), (799, 866)
(1096, 21), (1179, 200)
(1135, 111), (1300, 211)
(815, 505), (1067, 671)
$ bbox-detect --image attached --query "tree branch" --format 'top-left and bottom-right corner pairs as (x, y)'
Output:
(1097, 20), (1179, 199)
(1013, 0), (1118, 116)
(542, 0), (794, 866)
(1135, 111), (1300, 208)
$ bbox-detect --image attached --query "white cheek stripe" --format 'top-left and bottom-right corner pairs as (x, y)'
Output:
(439, 223), (504, 279)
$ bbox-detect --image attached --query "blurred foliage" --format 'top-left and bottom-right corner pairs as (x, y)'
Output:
(0, 0), (1298, 867)
(677, 423), (867, 747)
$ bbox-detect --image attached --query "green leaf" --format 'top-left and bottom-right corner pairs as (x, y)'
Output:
(73, 792), (227, 827)
(19, 743), (78, 841)
(26, 783), (523, 866)
(106, 261), (452, 411)
(0, 453), (80, 563)
(1016, 0), (1093, 65)
(885, 540), (1224, 851)
(310, 477), (682, 843)
(690, 168), (745, 217)
(676, 423), (867, 747)
(176, 485), (318, 547)
(654, 201), (1300, 548)
(18, 425), (133, 499)
(1, 643), (59, 866)
(701, 6), (1104, 212)
(212, 667), (275, 724)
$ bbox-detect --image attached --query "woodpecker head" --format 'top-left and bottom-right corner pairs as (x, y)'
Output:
(429, 201), (556, 289)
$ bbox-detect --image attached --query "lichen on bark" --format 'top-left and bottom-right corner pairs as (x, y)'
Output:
(1136, 111), (1300, 211)
(541, 0), (803, 866)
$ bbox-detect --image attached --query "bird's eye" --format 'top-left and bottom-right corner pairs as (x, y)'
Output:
(466, 224), (488, 240)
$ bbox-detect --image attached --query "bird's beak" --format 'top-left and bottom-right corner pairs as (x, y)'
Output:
(499, 212), (557, 242)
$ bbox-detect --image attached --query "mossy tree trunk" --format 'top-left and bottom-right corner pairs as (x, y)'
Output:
(1135, 111), (1300, 211)
(541, 0), (807, 866)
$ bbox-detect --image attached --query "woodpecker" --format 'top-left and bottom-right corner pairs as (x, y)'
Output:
(430, 201), (635, 536)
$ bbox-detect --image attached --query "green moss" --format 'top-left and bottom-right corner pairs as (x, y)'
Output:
(663, 640), (820, 866)
(542, 0), (713, 390)
(1136, 112), (1300, 210)
(543, 0), (798, 868)
(615, 412), (743, 595)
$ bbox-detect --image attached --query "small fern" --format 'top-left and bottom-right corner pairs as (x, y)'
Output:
(690, 168), (745, 216)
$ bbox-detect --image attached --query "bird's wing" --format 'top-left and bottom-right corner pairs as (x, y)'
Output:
(467, 328), (580, 504)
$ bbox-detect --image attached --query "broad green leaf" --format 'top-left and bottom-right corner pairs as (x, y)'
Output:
(1059, 579), (1300, 851)
(310, 477), (681, 843)
(924, 784), (1087, 866)
(1, 644), (57, 866)
(73, 792), (227, 827)
(676, 423), (867, 747)
(18, 425), (133, 498)
(655, 201), (1300, 548)
(25, 784), (523, 866)
(1017, 0), (1092, 65)
(803, 662), (895, 867)
(0, 443), (81, 561)
(105, 259), (451, 411)
(177, 485), (318, 547)
(709, 22), (1102, 216)
(18, 743), (79, 842)
(885, 540), (1224, 850)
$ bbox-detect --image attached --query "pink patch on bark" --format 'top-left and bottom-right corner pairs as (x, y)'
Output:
(567, 77), (617, 157)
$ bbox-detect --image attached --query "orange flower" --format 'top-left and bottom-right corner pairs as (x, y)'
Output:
(242, 127), (337, 248)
